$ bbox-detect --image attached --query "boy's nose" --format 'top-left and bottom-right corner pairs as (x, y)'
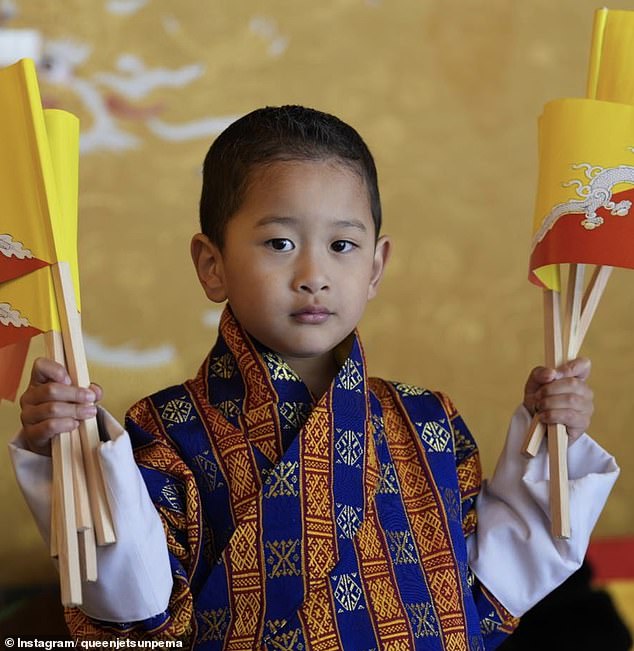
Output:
(294, 254), (330, 294)
(299, 278), (329, 294)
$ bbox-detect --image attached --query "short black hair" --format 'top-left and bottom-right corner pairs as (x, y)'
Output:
(199, 105), (382, 247)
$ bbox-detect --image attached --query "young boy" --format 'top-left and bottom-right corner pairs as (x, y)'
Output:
(12, 106), (618, 650)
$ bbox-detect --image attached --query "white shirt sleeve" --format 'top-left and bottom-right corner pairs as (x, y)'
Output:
(8, 407), (173, 622)
(467, 405), (619, 617)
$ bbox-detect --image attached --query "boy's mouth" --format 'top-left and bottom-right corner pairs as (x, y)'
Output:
(291, 306), (332, 324)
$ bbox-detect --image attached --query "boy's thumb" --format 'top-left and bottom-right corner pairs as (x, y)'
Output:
(530, 365), (558, 386)
(88, 382), (104, 402)
(557, 357), (591, 380)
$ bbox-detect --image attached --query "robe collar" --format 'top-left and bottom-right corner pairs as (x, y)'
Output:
(205, 306), (371, 470)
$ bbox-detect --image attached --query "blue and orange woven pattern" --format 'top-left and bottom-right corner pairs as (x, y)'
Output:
(66, 307), (517, 649)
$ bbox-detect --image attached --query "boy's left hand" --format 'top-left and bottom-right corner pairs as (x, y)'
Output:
(523, 357), (593, 442)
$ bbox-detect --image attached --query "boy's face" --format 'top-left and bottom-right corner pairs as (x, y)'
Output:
(192, 159), (390, 368)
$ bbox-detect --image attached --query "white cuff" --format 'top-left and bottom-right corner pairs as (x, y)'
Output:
(467, 405), (619, 617)
(8, 408), (173, 622)
(8, 432), (53, 547)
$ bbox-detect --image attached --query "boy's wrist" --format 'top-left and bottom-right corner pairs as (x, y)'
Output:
(26, 441), (52, 456)
(11, 429), (50, 456)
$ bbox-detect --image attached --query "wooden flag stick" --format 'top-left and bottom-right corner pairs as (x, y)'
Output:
(71, 428), (98, 581)
(544, 286), (563, 372)
(46, 329), (93, 533)
(79, 529), (98, 583)
(522, 277), (570, 457)
(51, 261), (115, 546)
(51, 431), (82, 606)
(548, 422), (570, 538)
(522, 416), (545, 458)
(563, 264), (585, 361)
(45, 330), (77, 588)
(543, 285), (570, 538)
(549, 263), (585, 539)
(70, 426), (93, 533)
(45, 330), (98, 584)
(578, 265), (613, 346)
(522, 263), (613, 457)
(50, 458), (59, 559)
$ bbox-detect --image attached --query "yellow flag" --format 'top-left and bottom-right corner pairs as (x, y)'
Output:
(0, 59), (62, 282)
(0, 62), (81, 393)
(0, 107), (80, 346)
(589, 9), (634, 103)
(45, 109), (81, 307)
(529, 9), (634, 289)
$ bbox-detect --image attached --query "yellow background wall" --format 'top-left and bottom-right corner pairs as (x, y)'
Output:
(1, 0), (633, 587)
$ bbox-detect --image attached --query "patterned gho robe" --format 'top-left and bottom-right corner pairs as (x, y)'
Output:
(67, 309), (518, 649)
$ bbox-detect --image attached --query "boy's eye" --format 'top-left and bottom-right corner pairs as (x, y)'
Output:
(266, 238), (295, 251)
(331, 240), (356, 253)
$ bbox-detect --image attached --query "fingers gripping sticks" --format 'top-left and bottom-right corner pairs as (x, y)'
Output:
(522, 266), (611, 457)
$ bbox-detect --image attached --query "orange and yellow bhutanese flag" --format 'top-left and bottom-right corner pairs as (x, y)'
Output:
(0, 59), (80, 399)
(529, 9), (634, 290)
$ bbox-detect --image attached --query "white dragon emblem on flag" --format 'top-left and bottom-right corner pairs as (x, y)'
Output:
(533, 157), (634, 247)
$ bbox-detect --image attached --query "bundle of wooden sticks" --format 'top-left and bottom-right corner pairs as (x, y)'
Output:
(522, 264), (612, 538)
(47, 262), (116, 606)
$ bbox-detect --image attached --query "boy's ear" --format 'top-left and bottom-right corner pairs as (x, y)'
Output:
(190, 233), (228, 303)
(367, 235), (391, 300)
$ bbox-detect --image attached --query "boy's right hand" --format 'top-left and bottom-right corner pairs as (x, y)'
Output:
(19, 358), (102, 456)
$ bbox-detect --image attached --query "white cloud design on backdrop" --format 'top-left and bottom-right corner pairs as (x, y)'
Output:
(105, 0), (148, 16)
(95, 54), (204, 100)
(40, 39), (239, 152)
(84, 334), (176, 368)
